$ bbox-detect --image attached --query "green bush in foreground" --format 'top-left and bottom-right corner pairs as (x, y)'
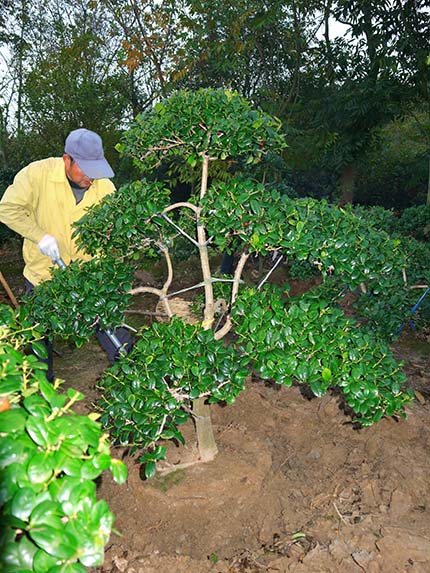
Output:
(0, 304), (127, 573)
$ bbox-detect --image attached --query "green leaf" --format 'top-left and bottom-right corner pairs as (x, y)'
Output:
(321, 368), (332, 383)
(0, 437), (33, 469)
(1, 536), (37, 570)
(0, 409), (27, 434)
(61, 456), (83, 477)
(48, 475), (81, 504)
(11, 487), (37, 521)
(32, 548), (59, 572)
(80, 459), (103, 480)
(0, 378), (21, 394)
(26, 416), (51, 447)
(295, 363), (308, 382)
(92, 453), (112, 471)
(30, 500), (63, 526)
(27, 452), (54, 483)
(110, 459), (128, 484)
(372, 409), (384, 423)
(144, 461), (157, 480)
(29, 525), (78, 560)
(23, 395), (50, 417)
(31, 341), (48, 359)
(310, 381), (325, 398)
(38, 379), (66, 410)
(187, 155), (197, 167)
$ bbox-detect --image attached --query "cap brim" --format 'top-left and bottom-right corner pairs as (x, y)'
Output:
(75, 157), (114, 179)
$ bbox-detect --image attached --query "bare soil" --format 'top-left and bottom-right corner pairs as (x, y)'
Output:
(2, 244), (430, 573)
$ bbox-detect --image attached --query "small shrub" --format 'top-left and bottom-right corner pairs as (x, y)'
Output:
(0, 304), (127, 572)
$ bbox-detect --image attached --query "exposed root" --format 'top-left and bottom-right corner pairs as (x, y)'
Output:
(156, 457), (206, 476)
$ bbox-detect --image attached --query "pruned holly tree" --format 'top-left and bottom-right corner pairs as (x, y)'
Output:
(26, 88), (414, 478)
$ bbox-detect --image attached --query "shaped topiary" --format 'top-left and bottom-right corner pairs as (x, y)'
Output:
(25, 88), (414, 477)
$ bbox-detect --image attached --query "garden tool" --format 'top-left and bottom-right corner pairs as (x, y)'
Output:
(397, 286), (430, 334)
(0, 271), (19, 308)
(53, 257), (124, 351)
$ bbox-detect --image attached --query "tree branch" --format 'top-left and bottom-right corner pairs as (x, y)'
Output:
(214, 252), (250, 340)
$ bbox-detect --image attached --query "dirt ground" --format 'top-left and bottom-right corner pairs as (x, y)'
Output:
(2, 241), (430, 573)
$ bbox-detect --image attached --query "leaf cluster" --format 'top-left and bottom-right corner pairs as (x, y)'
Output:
(232, 286), (413, 426)
(395, 205), (430, 242)
(201, 181), (405, 289)
(348, 204), (430, 337)
(353, 237), (430, 338)
(24, 259), (134, 346)
(98, 318), (250, 477)
(97, 278), (414, 470)
(0, 304), (127, 572)
(117, 88), (286, 171)
(74, 180), (172, 259)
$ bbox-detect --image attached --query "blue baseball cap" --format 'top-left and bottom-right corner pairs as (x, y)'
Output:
(64, 128), (114, 179)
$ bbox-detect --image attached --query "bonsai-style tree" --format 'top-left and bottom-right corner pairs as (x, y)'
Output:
(26, 89), (414, 477)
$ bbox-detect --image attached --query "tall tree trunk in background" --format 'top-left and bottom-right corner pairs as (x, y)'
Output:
(405, 0), (430, 206)
(16, 0), (28, 132)
(427, 152), (430, 206)
(361, 1), (380, 83)
(323, 0), (334, 85)
(339, 164), (355, 205)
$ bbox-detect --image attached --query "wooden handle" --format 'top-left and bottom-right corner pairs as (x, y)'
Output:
(0, 271), (19, 308)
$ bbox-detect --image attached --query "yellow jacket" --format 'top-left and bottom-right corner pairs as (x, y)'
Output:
(0, 157), (114, 285)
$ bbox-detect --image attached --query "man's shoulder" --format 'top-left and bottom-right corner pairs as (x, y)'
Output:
(94, 177), (115, 195)
(25, 157), (63, 176)
(27, 157), (61, 167)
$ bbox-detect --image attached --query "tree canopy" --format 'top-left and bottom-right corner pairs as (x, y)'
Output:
(0, 0), (429, 206)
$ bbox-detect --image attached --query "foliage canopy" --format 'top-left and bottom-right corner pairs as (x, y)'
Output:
(25, 88), (414, 475)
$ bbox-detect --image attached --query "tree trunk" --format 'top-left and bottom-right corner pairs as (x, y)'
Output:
(339, 164), (355, 206)
(323, 0), (334, 84)
(16, 0), (28, 132)
(193, 153), (217, 462)
(427, 152), (430, 206)
(193, 397), (218, 462)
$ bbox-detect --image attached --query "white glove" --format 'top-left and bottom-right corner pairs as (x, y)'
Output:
(38, 234), (61, 262)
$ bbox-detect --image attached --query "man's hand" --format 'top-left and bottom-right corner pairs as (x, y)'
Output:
(38, 234), (60, 262)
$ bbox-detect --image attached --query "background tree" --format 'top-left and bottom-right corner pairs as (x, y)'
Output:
(180, 0), (321, 113)
(285, 0), (407, 203)
(19, 0), (129, 158)
(384, 0), (430, 205)
(105, 0), (190, 112)
(0, 0), (429, 210)
(354, 111), (430, 209)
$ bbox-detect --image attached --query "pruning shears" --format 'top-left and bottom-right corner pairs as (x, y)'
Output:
(53, 257), (124, 351)
(54, 257), (67, 271)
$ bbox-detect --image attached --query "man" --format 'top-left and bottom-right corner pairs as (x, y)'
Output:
(0, 128), (133, 379)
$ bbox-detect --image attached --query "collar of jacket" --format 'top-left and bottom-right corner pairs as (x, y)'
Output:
(48, 157), (69, 184)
